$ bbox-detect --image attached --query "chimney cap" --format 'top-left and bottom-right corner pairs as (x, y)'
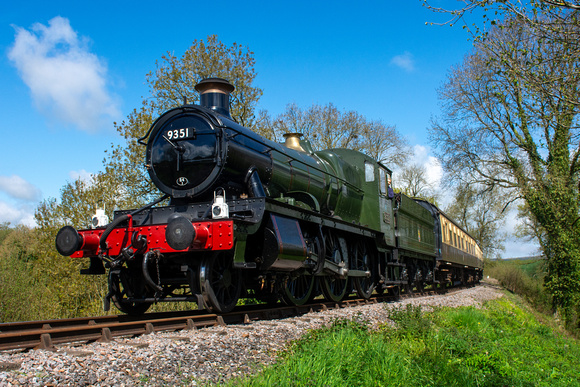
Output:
(194, 78), (235, 94)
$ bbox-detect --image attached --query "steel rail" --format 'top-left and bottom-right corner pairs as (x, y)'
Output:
(0, 285), (470, 352)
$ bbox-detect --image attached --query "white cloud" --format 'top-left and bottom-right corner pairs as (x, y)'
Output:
(69, 169), (93, 183)
(0, 175), (42, 202)
(0, 201), (37, 227)
(411, 144), (443, 189)
(410, 144), (429, 164)
(424, 156), (443, 188)
(8, 16), (120, 132)
(390, 51), (415, 72)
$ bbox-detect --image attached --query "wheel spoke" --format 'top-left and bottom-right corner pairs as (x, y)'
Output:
(321, 230), (348, 302)
(353, 240), (374, 299)
(282, 233), (319, 307)
(200, 252), (241, 313)
(108, 266), (153, 315)
(282, 272), (315, 306)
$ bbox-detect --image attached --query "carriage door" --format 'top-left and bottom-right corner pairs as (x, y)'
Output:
(378, 166), (396, 246)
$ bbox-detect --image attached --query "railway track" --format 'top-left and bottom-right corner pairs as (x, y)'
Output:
(0, 287), (458, 352)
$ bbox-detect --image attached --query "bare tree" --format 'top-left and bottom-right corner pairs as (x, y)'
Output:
(422, 1), (580, 27)
(429, 15), (580, 314)
(261, 102), (411, 167)
(395, 163), (437, 201)
(445, 184), (507, 259)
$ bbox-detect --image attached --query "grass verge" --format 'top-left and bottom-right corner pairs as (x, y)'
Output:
(227, 294), (580, 386)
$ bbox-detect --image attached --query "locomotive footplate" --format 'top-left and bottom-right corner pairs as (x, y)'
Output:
(68, 219), (234, 258)
(57, 197), (267, 260)
(114, 197), (265, 227)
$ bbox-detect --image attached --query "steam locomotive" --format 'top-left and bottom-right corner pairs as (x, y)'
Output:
(55, 78), (483, 315)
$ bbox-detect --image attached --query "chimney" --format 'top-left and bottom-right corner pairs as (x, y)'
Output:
(194, 78), (235, 118)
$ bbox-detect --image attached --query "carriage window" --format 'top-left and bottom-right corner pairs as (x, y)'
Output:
(365, 162), (375, 182)
(379, 167), (387, 194)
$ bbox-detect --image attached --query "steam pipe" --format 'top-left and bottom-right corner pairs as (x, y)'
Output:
(99, 214), (130, 252)
(142, 251), (163, 292)
(246, 167), (265, 198)
(99, 194), (168, 252)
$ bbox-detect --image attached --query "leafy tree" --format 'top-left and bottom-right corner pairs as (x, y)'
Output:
(105, 34), (263, 206)
(429, 14), (580, 317)
(0, 225), (105, 322)
(36, 35), (263, 230)
(261, 102), (410, 166)
(147, 35), (263, 126)
(444, 184), (507, 259)
(0, 222), (11, 245)
(0, 225), (38, 322)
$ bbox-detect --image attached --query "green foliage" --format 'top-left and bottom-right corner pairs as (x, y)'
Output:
(146, 34), (263, 127)
(386, 304), (433, 339)
(491, 262), (548, 303)
(0, 225), (41, 322)
(0, 225), (108, 322)
(231, 297), (580, 386)
(0, 222), (12, 245)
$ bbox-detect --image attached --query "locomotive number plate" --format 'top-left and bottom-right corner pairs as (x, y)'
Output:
(165, 127), (194, 140)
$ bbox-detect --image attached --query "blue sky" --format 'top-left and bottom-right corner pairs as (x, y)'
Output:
(0, 1), (539, 257)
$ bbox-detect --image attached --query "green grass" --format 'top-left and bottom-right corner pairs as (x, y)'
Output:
(226, 296), (580, 386)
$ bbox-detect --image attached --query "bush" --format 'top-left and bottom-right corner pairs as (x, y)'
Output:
(0, 225), (111, 322)
(486, 260), (552, 314)
(0, 226), (50, 322)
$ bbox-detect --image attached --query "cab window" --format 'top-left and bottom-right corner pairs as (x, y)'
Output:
(379, 167), (387, 194)
(365, 162), (375, 182)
